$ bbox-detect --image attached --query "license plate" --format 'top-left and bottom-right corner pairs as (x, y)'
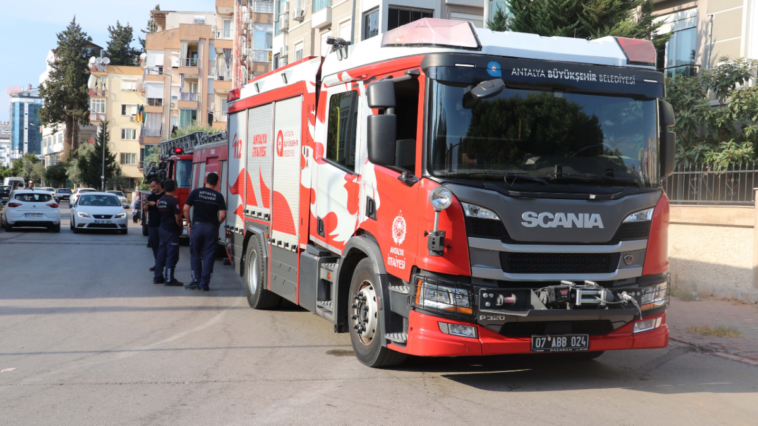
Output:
(531, 334), (589, 353)
(25, 213), (43, 218)
(94, 220), (112, 224)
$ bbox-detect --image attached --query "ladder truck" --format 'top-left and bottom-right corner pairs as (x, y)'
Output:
(224, 18), (675, 367)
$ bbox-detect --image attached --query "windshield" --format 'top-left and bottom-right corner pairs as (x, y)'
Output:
(176, 160), (192, 188)
(428, 81), (659, 187)
(79, 189), (95, 193)
(79, 195), (121, 207)
(16, 193), (52, 202)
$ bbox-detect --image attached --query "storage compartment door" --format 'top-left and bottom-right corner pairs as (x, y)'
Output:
(226, 110), (247, 231)
(246, 103), (273, 220)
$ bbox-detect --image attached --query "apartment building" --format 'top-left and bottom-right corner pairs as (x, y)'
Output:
(653, 0), (758, 78)
(270, 0), (487, 68)
(216, 0), (274, 88)
(0, 121), (10, 168)
(141, 9), (238, 149)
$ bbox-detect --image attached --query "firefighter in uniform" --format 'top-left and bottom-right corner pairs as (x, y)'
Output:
(183, 172), (227, 291)
(153, 179), (183, 286)
(144, 179), (164, 271)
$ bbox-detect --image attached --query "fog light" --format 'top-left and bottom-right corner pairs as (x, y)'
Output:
(633, 317), (662, 333)
(438, 322), (477, 338)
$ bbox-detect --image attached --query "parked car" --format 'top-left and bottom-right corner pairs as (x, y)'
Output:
(0, 185), (10, 205)
(70, 188), (96, 205)
(1, 189), (61, 232)
(37, 187), (56, 198)
(70, 192), (128, 234)
(55, 188), (72, 202)
(106, 190), (129, 209)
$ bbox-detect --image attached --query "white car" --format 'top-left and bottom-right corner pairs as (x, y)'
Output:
(70, 192), (128, 234)
(106, 190), (130, 209)
(2, 190), (61, 232)
(70, 188), (97, 205)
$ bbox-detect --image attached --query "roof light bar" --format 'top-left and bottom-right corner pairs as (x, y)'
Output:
(381, 18), (480, 50)
(614, 37), (656, 67)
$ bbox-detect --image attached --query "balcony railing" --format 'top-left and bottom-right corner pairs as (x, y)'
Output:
(180, 92), (199, 101)
(90, 112), (105, 122)
(252, 1), (274, 14)
(147, 98), (163, 107)
(88, 88), (106, 97)
(213, 26), (233, 40)
(211, 111), (228, 123)
(145, 66), (164, 75)
(141, 125), (162, 138)
(180, 57), (198, 67)
(217, 68), (232, 81)
(252, 50), (271, 63)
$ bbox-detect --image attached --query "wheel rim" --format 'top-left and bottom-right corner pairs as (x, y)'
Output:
(247, 250), (258, 294)
(352, 280), (379, 345)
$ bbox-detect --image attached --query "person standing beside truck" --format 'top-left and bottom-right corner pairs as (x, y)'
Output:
(153, 179), (183, 286)
(144, 179), (164, 272)
(183, 173), (226, 291)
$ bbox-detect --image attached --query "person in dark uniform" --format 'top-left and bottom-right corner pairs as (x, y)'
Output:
(183, 172), (227, 291)
(153, 179), (183, 286)
(144, 179), (164, 271)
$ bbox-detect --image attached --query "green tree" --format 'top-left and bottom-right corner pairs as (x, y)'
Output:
(107, 21), (139, 66)
(487, 4), (509, 32)
(38, 18), (93, 162)
(15, 154), (45, 184)
(501, 0), (669, 48)
(45, 162), (69, 188)
(139, 5), (161, 51)
(77, 122), (118, 189)
(66, 143), (94, 186)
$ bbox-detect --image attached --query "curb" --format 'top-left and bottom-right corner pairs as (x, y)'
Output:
(670, 337), (758, 367)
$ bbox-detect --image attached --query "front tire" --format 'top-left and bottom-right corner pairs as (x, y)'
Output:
(71, 218), (79, 234)
(120, 228), (128, 235)
(348, 258), (406, 368)
(243, 235), (281, 309)
(52, 224), (60, 233)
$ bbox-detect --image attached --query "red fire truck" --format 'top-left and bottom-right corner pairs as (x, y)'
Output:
(224, 19), (675, 367)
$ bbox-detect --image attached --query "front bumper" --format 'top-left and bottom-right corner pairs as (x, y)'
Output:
(387, 310), (668, 357)
(74, 215), (128, 230)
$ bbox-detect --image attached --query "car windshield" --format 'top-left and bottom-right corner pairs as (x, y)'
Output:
(176, 159), (192, 188)
(79, 189), (95, 193)
(16, 193), (52, 202)
(57, 189), (71, 193)
(107, 191), (125, 197)
(79, 195), (121, 207)
(427, 80), (659, 187)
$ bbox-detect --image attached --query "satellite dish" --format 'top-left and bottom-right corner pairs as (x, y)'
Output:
(89, 57), (97, 64)
(96, 57), (103, 64)
(103, 57), (110, 64)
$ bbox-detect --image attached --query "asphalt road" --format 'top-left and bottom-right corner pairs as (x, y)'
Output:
(1, 205), (757, 425)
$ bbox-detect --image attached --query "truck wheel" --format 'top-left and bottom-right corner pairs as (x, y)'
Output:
(243, 235), (281, 309)
(348, 258), (406, 368)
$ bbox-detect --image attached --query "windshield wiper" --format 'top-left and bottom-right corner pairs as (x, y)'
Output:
(440, 171), (548, 185)
(546, 172), (641, 187)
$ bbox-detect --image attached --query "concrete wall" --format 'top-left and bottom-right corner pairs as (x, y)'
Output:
(668, 203), (758, 302)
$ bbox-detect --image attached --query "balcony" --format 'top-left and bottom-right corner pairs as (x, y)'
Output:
(180, 92), (199, 101)
(88, 88), (106, 97)
(252, 50), (272, 63)
(252, 1), (274, 14)
(141, 125), (162, 138)
(180, 57), (198, 67)
(211, 111), (228, 123)
(217, 68), (232, 82)
(213, 25), (233, 40)
(312, 0), (331, 29)
(90, 112), (105, 123)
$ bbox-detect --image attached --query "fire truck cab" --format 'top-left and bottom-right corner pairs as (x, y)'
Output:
(225, 19), (675, 367)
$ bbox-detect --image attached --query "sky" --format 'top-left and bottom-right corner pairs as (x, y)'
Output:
(0, 0), (215, 121)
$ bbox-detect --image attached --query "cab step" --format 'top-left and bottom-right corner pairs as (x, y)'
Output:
(316, 300), (333, 312)
(388, 285), (411, 295)
(385, 333), (407, 344)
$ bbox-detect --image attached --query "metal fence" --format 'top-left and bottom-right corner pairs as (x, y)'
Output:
(662, 162), (757, 206)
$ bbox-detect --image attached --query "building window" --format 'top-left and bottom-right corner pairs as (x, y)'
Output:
(90, 99), (105, 113)
(275, 0), (287, 34)
(121, 79), (138, 91)
(120, 153), (137, 165)
(326, 91), (359, 172)
(313, 0), (331, 12)
(121, 104), (138, 116)
(179, 109), (197, 128)
(339, 20), (352, 41)
(654, 9), (699, 80)
(387, 7), (433, 32)
(223, 19), (232, 38)
(363, 9), (379, 40)
(294, 41), (304, 61)
(147, 98), (163, 107)
(121, 129), (137, 140)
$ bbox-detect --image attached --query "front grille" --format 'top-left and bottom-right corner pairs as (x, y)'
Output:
(93, 214), (113, 219)
(500, 252), (620, 274)
(499, 320), (615, 337)
(611, 221), (651, 241)
(465, 217), (509, 239)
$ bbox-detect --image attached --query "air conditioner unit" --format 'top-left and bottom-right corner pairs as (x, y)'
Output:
(282, 2), (289, 14)
(279, 46), (288, 58)
(292, 9), (305, 22)
(170, 102), (177, 109)
(279, 14), (289, 32)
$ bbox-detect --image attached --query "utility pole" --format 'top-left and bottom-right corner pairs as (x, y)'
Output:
(101, 134), (105, 191)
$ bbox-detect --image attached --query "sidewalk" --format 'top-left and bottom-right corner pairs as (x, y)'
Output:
(667, 296), (758, 364)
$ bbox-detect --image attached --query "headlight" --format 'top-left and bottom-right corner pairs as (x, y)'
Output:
(623, 208), (654, 223)
(429, 186), (453, 211)
(461, 202), (500, 220)
(115, 212), (126, 218)
(641, 282), (668, 310)
(77, 212), (90, 218)
(415, 278), (472, 315)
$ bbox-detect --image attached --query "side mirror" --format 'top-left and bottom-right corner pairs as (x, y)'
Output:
(366, 80), (396, 109)
(367, 114), (396, 167)
(659, 99), (676, 178)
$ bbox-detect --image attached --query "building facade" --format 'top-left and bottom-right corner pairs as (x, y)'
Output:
(9, 86), (43, 160)
(0, 121), (10, 168)
(653, 0), (758, 78)
(270, 0), (488, 69)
